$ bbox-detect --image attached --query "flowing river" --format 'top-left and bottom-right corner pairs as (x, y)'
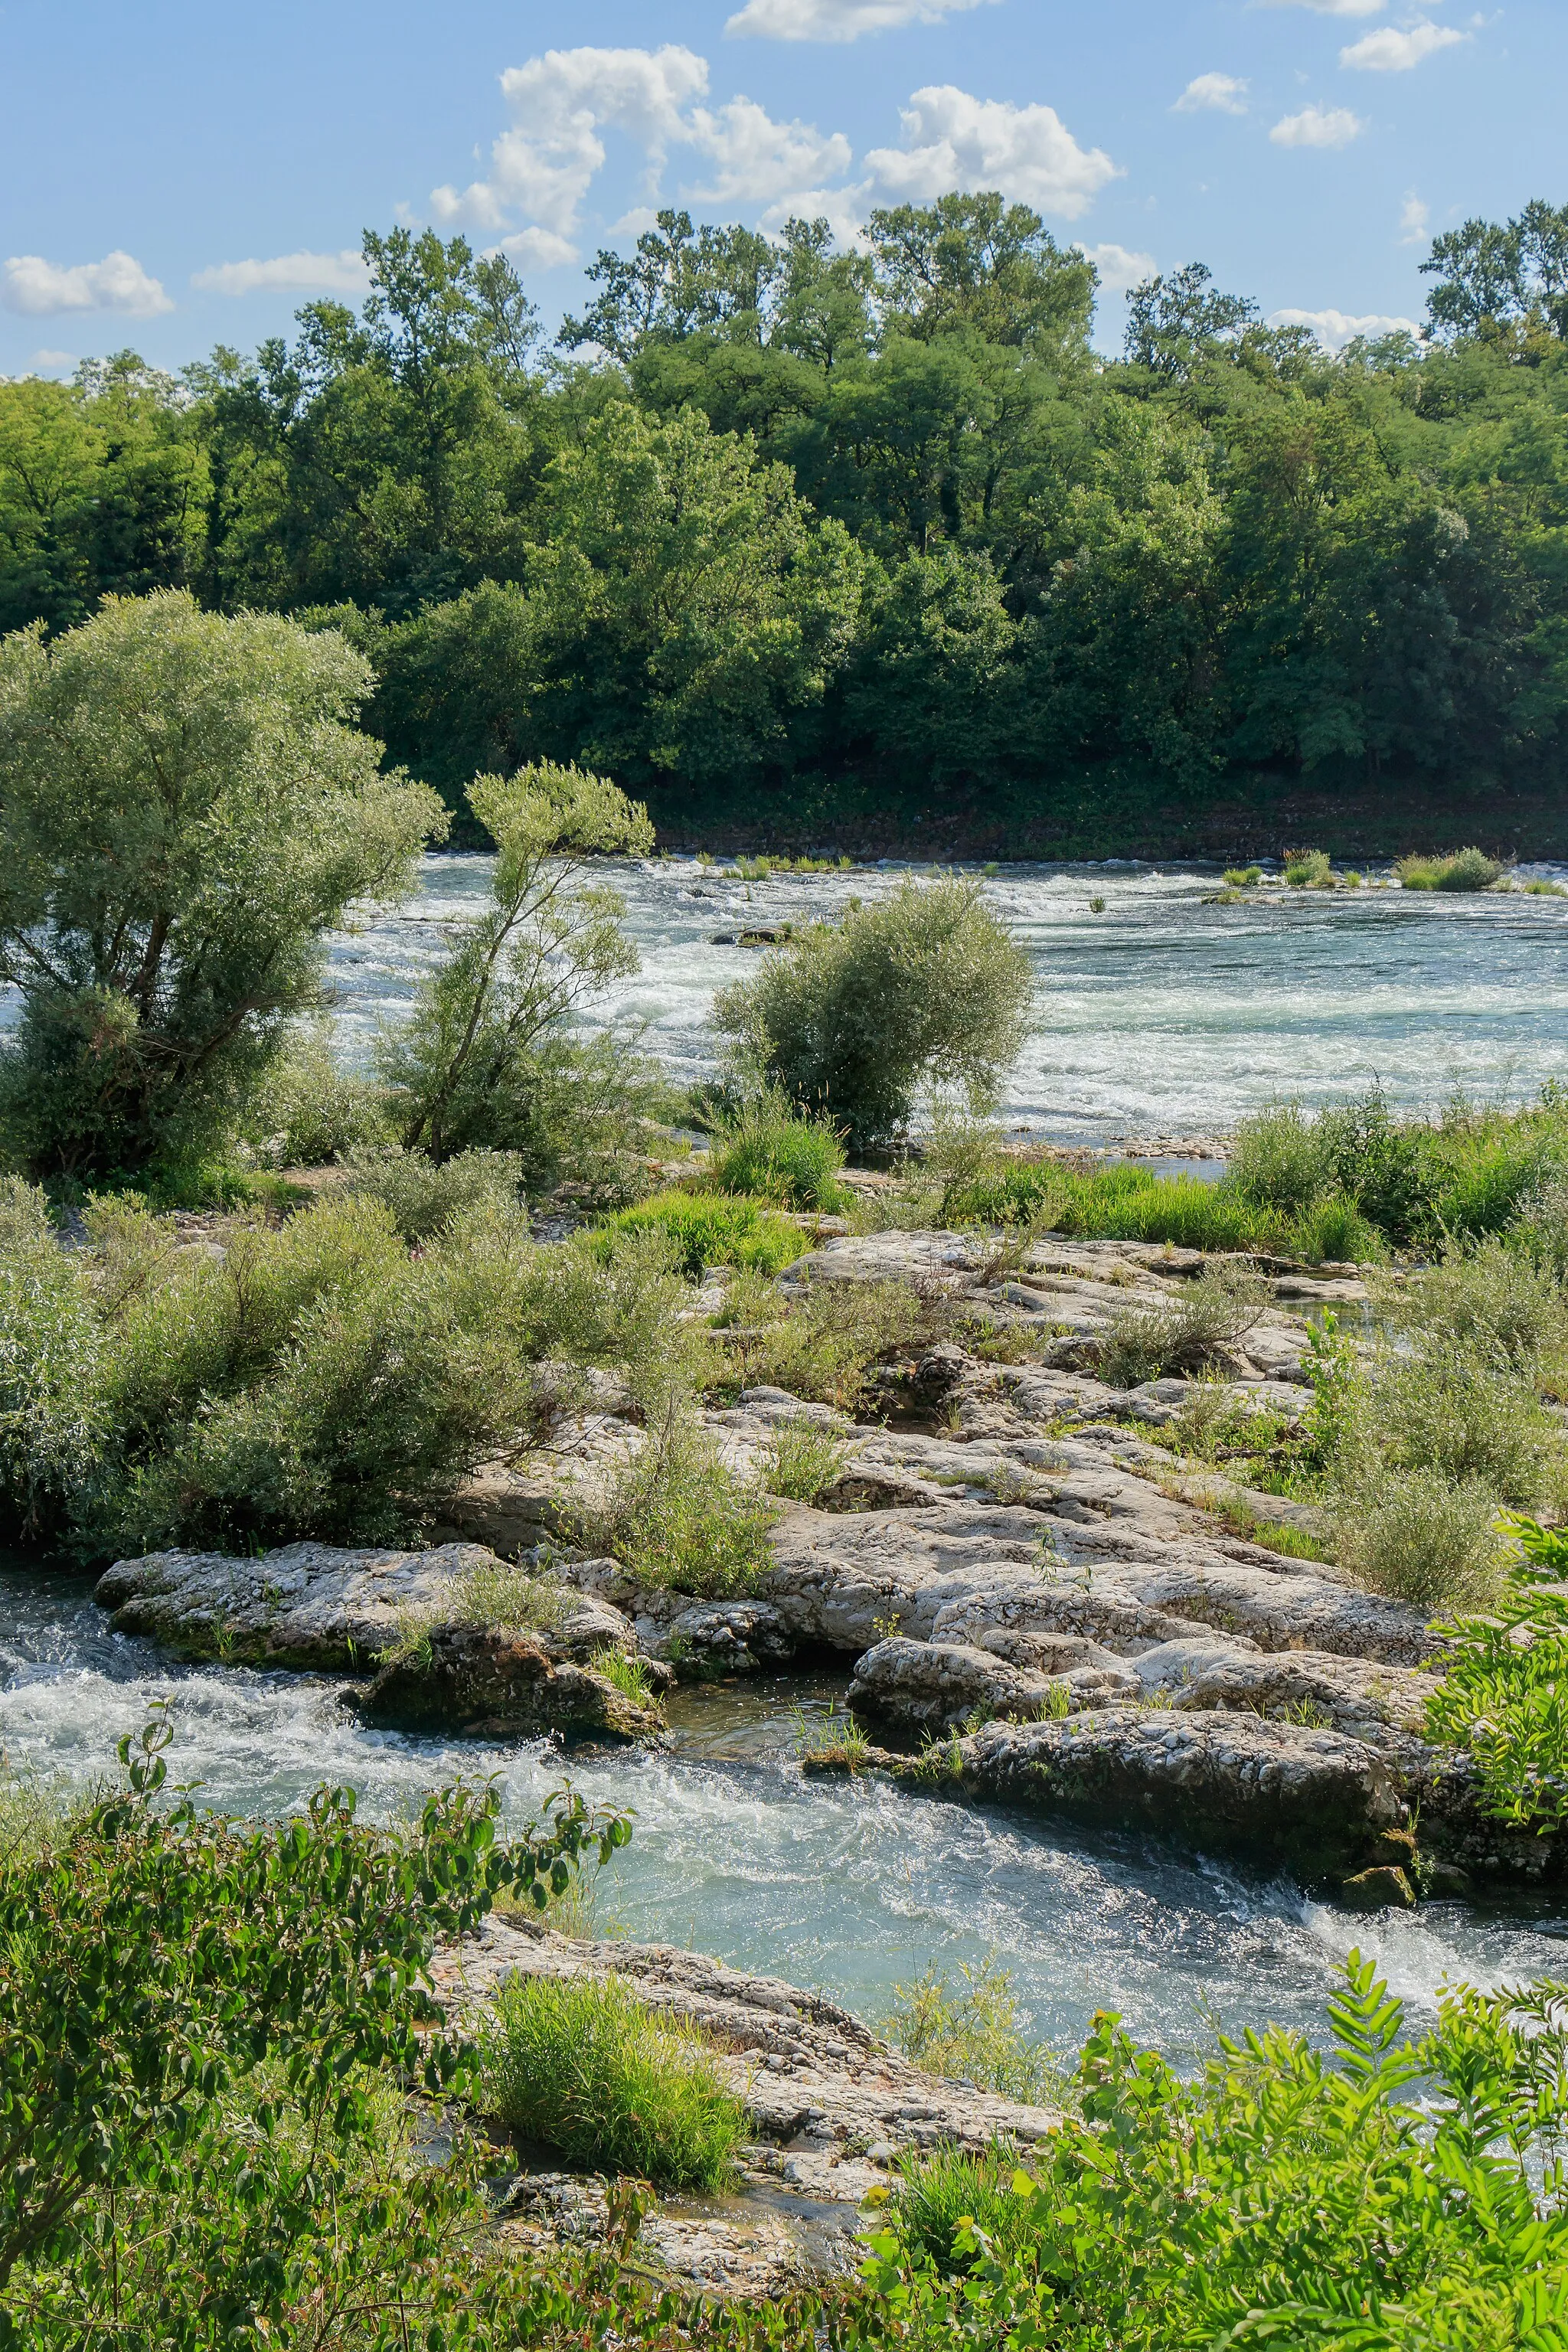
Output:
(5, 857), (1568, 2065)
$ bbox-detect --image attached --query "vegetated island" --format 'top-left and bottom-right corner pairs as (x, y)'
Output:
(6, 501), (1568, 2341)
(5, 194), (1568, 861)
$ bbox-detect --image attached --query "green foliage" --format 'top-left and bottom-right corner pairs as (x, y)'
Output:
(345, 1143), (524, 1239)
(589, 1645), (661, 1710)
(877, 1952), (1568, 2346)
(570, 1402), (779, 1598)
(887, 1955), (1064, 2105)
(600, 1187), (805, 1277)
(1396, 846), (1505, 890)
(1333, 1465), (1512, 1615)
(1096, 1266), (1266, 1388)
(1283, 848), (1333, 887)
(0, 1707), (632, 2335)
(707, 1090), (848, 1210)
(377, 759), (655, 1173)
(478, 1971), (745, 2190)
(718, 1268), (958, 1412)
(0, 591), (443, 1181)
(716, 878), (1033, 1153)
(1225, 1101), (1329, 1217)
(756, 1413), (852, 1502)
(1426, 1521), (1568, 1829)
(241, 1021), (391, 1167)
(954, 1158), (1288, 1251)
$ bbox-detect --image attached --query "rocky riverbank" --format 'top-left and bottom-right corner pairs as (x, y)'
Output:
(90, 1226), (1552, 1898)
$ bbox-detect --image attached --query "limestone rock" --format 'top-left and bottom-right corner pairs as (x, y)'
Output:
(357, 1625), (659, 1740)
(848, 1633), (1138, 1731)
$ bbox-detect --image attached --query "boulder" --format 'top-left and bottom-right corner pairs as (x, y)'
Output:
(848, 1634), (1137, 1732)
(358, 1625), (659, 1740)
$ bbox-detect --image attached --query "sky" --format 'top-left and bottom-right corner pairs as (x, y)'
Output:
(0, 0), (1560, 377)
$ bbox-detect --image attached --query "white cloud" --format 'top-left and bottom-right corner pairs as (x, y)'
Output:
(1269, 104), (1366, 149)
(432, 45), (710, 236)
(495, 226), (579, 270)
(864, 86), (1119, 219)
(1269, 305), (1419, 350)
(1173, 74), (1250, 115)
(2, 250), (172, 317)
(191, 248), (368, 297)
(1076, 240), (1156, 292)
(726, 0), (992, 38)
(1398, 191), (1430, 245)
(1258, 0), (1386, 15)
(683, 97), (853, 208)
(28, 349), (76, 371)
(1341, 21), (1465, 68)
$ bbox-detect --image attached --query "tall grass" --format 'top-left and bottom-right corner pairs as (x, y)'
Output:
(596, 1188), (805, 1276)
(706, 1093), (848, 1211)
(568, 1403), (778, 1596)
(478, 1971), (745, 2190)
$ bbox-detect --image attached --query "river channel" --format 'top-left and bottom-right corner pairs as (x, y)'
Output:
(5, 858), (1568, 2065)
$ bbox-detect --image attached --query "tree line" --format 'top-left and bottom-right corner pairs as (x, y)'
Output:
(2, 193), (1566, 846)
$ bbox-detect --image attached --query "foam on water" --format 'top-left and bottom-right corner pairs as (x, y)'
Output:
(5, 1562), (1566, 2067)
(326, 858), (1568, 1146)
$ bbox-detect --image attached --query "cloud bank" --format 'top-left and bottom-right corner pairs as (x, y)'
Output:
(192, 249), (368, 297)
(3, 251), (172, 317)
(726, 0), (994, 39)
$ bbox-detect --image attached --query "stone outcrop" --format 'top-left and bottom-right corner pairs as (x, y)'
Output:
(358, 1625), (661, 1740)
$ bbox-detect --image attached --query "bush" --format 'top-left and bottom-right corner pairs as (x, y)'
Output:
(1223, 1102), (1328, 1218)
(887, 1955), (1063, 2105)
(1282, 848), (1332, 887)
(1331, 1466), (1510, 1615)
(242, 1023), (391, 1167)
(570, 1403), (778, 1597)
(599, 1187), (804, 1277)
(478, 1971), (744, 2190)
(1426, 1517), (1568, 1828)
(1400, 1237), (1567, 1368)
(714, 877), (1033, 1154)
(1096, 1266), (1266, 1388)
(1396, 847), (1504, 890)
(720, 1270), (958, 1411)
(756, 1414), (851, 1502)
(707, 1090), (848, 1208)
(1364, 1342), (1563, 1509)
(345, 1144), (524, 1240)
(0, 1206), (104, 1541)
(0, 591), (442, 1181)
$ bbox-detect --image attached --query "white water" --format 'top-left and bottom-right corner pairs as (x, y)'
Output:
(5, 1564), (1565, 2066)
(327, 856), (1568, 1147)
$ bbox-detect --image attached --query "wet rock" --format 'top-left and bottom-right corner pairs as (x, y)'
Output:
(1337, 1865), (1416, 1910)
(359, 1625), (661, 1740)
(848, 1633), (1137, 1731)
(655, 1599), (796, 1676)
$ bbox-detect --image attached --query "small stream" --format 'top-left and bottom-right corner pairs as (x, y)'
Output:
(5, 1558), (1566, 2069)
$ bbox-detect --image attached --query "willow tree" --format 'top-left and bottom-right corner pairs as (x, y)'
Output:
(0, 590), (444, 1178)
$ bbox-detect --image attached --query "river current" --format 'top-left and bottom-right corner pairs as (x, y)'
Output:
(5, 858), (1568, 2064)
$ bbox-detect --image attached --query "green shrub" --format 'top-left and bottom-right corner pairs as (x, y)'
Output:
(0, 591), (441, 1181)
(1223, 1102), (1328, 1218)
(243, 1023), (391, 1167)
(1396, 847), (1504, 891)
(707, 1091), (848, 1210)
(1400, 1238), (1567, 1368)
(1331, 1466), (1510, 1615)
(893, 2143), (1032, 2275)
(570, 1404), (778, 1597)
(724, 1271), (958, 1411)
(1426, 1517), (1568, 1828)
(714, 877), (1033, 1153)
(599, 1187), (804, 1277)
(1221, 865), (1262, 887)
(1282, 848), (1332, 887)
(345, 1144), (524, 1240)
(478, 1971), (744, 2190)
(0, 1215), (105, 1541)
(1293, 1191), (1381, 1264)
(1365, 1343), (1563, 1509)
(887, 1955), (1064, 2105)
(756, 1414), (852, 1502)
(1097, 1267), (1266, 1388)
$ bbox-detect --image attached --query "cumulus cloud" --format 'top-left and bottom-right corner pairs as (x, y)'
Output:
(683, 97), (853, 207)
(865, 87), (1119, 219)
(1399, 191), (1430, 246)
(29, 349), (77, 372)
(1269, 305), (1419, 351)
(727, 0), (992, 38)
(1258, 0), (1385, 15)
(2, 250), (172, 317)
(191, 248), (368, 297)
(1269, 105), (1366, 149)
(495, 226), (579, 270)
(432, 45), (710, 236)
(1341, 21), (1465, 68)
(1173, 74), (1250, 115)
(1076, 240), (1156, 292)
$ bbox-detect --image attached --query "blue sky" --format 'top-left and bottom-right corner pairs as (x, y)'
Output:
(1, 0), (1560, 376)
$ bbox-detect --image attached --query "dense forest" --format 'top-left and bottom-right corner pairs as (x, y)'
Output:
(2, 193), (1566, 855)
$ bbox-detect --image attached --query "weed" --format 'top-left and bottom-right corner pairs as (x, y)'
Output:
(1396, 848), (1504, 892)
(570, 1403), (778, 1598)
(1097, 1266), (1266, 1389)
(1223, 867), (1263, 887)
(1283, 849), (1333, 887)
(478, 1971), (745, 2190)
(757, 1415), (852, 1504)
(590, 1646), (660, 1711)
(707, 1090), (848, 1211)
(598, 1188), (804, 1278)
(345, 1145), (524, 1240)
(794, 1704), (874, 1770)
(1332, 1468), (1511, 1615)
(887, 1954), (1067, 2105)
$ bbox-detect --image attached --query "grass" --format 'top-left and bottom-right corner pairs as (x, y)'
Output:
(1396, 848), (1504, 892)
(705, 1093), (848, 1212)
(892, 2144), (1037, 2275)
(382, 1559), (563, 1667)
(568, 1403), (778, 1598)
(589, 1645), (661, 1711)
(1284, 849), (1334, 887)
(887, 1954), (1066, 2105)
(756, 1414), (852, 1503)
(478, 1971), (746, 2190)
(794, 1703), (875, 1771)
(1097, 1266), (1266, 1388)
(597, 1188), (805, 1277)
(1223, 865), (1263, 887)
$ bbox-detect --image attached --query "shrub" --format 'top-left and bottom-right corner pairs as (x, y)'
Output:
(570, 1403), (778, 1597)
(377, 761), (653, 1170)
(1396, 847), (1504, 891)
(953, 1160), (1284, 1253)
(1096, 1267), (1266, 1388)
(725, 1272), (958, 1411)
(1331, 1466), (1510, 1615)
(1426, 1518), (1568, 1828)
(1221, 865), (1262, 887)
(714, 877), (1033, 1153)
(345, 1144), (524, 1240)
(1399, 1237), (1567, 1368)
(1364, 1343), (1563, 1509)
(707, 1090), (848, 1209)
(756, 1414), (852, 1502)
(242, 1023), (391, 1167)
(478, 1971), (744, 2190)
(887, 1955), (1063, 2105)
(0, 1213), (105, 1540)
(1223, 1102), (1328, 1218)
(1282, 848), (1332, 887)
(599, 1187), (804, 1277)
(0, 591), (442, 1181)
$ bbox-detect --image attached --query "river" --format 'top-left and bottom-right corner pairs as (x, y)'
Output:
(5, 857), (1568, 2066)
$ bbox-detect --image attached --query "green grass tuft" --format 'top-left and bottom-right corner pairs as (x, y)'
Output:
(597, 1188), (805, 1276)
